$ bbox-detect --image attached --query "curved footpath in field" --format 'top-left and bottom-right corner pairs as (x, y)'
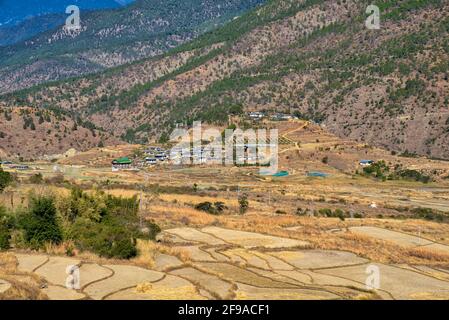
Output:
(2, 226), (449, 300)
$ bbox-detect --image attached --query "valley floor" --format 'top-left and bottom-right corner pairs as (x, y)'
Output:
(2, 121), (449, 299)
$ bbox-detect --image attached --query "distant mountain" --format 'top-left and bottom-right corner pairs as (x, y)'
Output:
(0, 0), (135, 46)
(0, 14), (65, 47)
(0, 0), (265, 93)
(0, 0), (133, 27)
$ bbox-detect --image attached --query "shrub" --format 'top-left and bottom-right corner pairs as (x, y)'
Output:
(0, 205), (14, 250)
(19, 196), (63, 249)
(44, 173), (65, 185)
(317, 208), (348, 219)
(318, 208), (332, 217)
(214, 202), (226, 213)
(362, 161), (389, 180)
(397, 169), (431, 183)
(195, 201), (214, 213)
(334, 209), (343, 215)
(0, 168), (12, 192)
(61, 187), (108, 222)
(334, 208), (346, 221)
(238, 193), (249, 214)
(138, 221), (161, 240)
(0, 222), (11, 250)
(61, 189), (158, 259)
(194, 201), (226, 215)
(29, 173), (44, 184)
(411, 207), (447, 222)
(69, 218), (137, 259)
(14, 188), (160, 259)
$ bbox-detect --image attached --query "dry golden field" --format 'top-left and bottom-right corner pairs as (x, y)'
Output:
(2, 121), (449, 299)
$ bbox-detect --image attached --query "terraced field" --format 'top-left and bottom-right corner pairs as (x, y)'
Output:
(3, 226), (449, 300)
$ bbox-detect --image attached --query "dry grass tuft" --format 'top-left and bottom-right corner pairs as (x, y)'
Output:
(407, 247), (449, 262)
(149, 204), (217, 227)
(44, 241), (77, 256)
(131, 239), (191, 268)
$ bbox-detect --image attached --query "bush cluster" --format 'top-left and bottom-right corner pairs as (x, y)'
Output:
(0, 168), (13, 192)
(360, 161), (431, 183)
(0, 187), (161, 259)
(19, 196), (63, 249)
(195, 201), (226, 215)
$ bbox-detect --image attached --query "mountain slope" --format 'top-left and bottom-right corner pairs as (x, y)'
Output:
(1, 0), (449, 159)
(0, 0), (265, 93)
(0, 106), (119, 159)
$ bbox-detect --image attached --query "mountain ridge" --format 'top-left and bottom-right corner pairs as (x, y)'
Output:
(1, 0), (448, 160)
(0, 0), (266, 93)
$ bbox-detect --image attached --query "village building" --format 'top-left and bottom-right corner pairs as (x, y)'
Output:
(359, 160), (374, 167)
(112, 157), (132, 171)
(247, 111), (266, 120)
(145, 157), (157, 165)
(271, 113), (293, 121)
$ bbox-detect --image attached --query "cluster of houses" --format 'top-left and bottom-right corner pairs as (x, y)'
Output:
(170, 143), (270, 165)
(143, 146), (169, 165)
(111, 147), (170, 171)
(0, 161), (30, 170)
(170, 145), (228, 164)
(247, 111), (296, 121)
(110, 143), (272, 171)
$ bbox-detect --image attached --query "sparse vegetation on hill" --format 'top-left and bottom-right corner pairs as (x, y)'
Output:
(359, 160), (432, 183)
(0, 106), (120, 158)
(1, 0), (447, 159)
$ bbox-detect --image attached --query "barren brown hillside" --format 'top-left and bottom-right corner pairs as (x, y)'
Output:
(0, 107), (120, 159)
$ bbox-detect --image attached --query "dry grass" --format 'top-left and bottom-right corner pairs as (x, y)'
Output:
(131, 239), (191, 269)
(217, 218), (449, 266)
(159, 194), (236, 206)
(5, 138), (449, 272)
(101, 189), (140, 198)
(407, 247), (449, 262)
(44, 241), (75, 255)
(0, 252), (47, 300)
(148, 204), (217, 227)
(148, 199), (449, 266)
